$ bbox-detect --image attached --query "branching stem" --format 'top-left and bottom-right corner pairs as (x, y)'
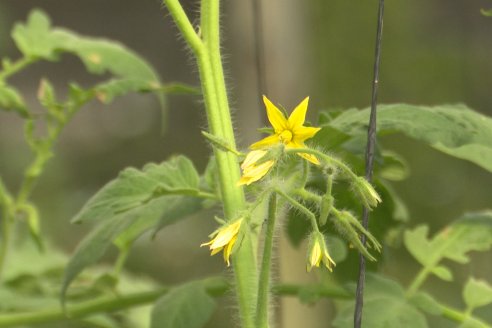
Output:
(162, 1), (257, 327)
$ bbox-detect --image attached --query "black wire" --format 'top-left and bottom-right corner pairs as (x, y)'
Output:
(354, 0), (385, 327)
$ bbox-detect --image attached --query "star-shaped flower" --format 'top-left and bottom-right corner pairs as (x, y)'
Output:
(250, 96), (321, 164)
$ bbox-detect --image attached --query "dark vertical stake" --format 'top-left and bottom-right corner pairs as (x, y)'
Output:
(354, 0), (385, 327)
(251, 0), (268, 123)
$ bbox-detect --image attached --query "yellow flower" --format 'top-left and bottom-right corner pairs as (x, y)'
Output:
(237, 150), (275, 186)
(250, 95), (321, 165)
(307, 233), (336, 272)
(201, 218), (243, 266)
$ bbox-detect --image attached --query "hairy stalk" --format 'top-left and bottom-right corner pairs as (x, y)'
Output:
(256, 193), (277, 328)
(284, 148), (358, 181)
(0, 90), (91, 278)
(162, 1), (257, 327)
(275, 189), (319, 232)
(0, 279), (361, 327)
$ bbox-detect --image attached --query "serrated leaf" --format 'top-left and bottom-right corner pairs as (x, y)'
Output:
(114, 196), (203, 249)
(12, 10), (59, 60)
(322, 104), (492, 173)
(0, 85), (28, 117)
(333, 274), (428, 328)
(150, 281), (216, 328)
(63, 157), (208, 301)
(404, 212), (492, 281)
(463, 277), (492, 311)
(12, 9), (162, 107)
(62, 214), (134, 303)
(73, 156), (200, 223)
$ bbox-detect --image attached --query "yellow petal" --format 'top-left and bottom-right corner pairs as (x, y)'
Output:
(323, 249), (336, 272)
(208, 221), (240, 249)
(297, 152), (320, 165)
(210, 246), (224, 256)
(286, 142), (320, 165)
(223, 235), (237, 266)
(287, 97), (309, 129)
(250, 134), (280, 150)
(241, 150), (267, 170)
(238, 160), (275, 185)
(263, 95), (288, 133)
(309, 241), (322, 269)
(292, 126), (321, 143)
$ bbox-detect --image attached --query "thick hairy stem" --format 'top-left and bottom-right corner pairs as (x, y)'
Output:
(163, 1), (257, 327)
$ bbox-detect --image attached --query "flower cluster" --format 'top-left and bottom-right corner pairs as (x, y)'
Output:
(202, 95), (381, 270)
(238, 95), (321, 185)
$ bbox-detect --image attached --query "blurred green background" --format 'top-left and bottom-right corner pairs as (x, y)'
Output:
(0, 0), (491, 327)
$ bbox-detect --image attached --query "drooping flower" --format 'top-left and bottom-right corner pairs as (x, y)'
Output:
(307, 232), (336, 272)
(237, 150), (275, 186)
(201, 218), (243, 266)
(250, 95), (321, 164)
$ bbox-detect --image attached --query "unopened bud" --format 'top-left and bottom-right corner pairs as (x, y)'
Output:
(353, 177), (382, 209)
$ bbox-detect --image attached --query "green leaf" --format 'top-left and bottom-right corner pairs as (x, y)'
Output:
(463, 277), (492, 311)
(73, 156), (200, 223)
(379, 150), (410, 181)
(312, 124), (351, 150)
(114, 196), (203, 249)
(481, 8), (492, 17)
(12, 9), (162, 106)
(322, 104), (492, 173)
(150, 281), (216, 328)
(0, 84), (28, 117)
(333, 274), (428, 328)
(12, 10), (59, 60)
(63, 157), (208, 301)
(404, 212), (492, 281)
(62, 214), (134, 303)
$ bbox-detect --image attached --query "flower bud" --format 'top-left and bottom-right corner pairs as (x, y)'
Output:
(352, 177), (382, 209)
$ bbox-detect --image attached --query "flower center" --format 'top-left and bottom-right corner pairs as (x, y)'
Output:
(279, 130), (293, 144)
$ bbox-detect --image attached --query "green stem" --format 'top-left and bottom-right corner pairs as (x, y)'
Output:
(300, 160), (309, 186)
(0, 277), (228, 328)
(0, 179), (14, 280)
(275, 188), (319, 232)
(162, 1), (257, 327)
(0, 279), (358, 328)
(406, 267), (430, 296)
(0, 57), (36, 82)
(256, 193), (277, 328)
(285, 148), (358, 181)
(438, 304), (491, 327)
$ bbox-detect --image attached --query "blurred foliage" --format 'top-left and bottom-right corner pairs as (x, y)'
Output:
(0, 3), (491, 328)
